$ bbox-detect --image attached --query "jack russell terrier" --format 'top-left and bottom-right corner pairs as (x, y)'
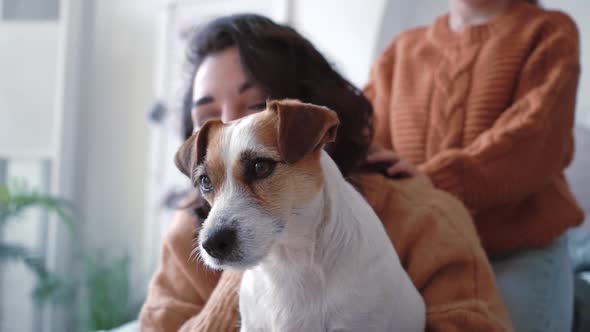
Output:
(175, 99), (425, 331)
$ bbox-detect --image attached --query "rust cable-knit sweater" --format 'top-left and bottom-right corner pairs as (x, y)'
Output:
(364, 1), (584, 257)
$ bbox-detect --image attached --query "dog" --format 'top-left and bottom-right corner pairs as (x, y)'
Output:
(175, 99), (425, 331)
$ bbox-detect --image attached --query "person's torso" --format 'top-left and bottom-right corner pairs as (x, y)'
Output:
(390, 5), (548, 164)
(386, 2), (584, 254)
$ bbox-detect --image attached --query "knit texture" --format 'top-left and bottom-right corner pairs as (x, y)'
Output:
(364, 1), (584, 256)
(139, 174), (513, 331)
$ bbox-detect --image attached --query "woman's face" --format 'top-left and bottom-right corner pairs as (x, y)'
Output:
(191, 47), (268, 130)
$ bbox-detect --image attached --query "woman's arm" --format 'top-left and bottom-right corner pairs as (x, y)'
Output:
(139, 210), (242, 332)
(419, 14), (580, 212)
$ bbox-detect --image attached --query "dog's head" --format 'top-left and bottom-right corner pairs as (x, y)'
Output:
(175, 99), (339, 269)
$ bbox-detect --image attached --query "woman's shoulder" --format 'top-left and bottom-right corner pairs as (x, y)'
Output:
(356, 173), (464, 211)
(354, 173), (477, 242)
(512, 3), (578, 41)
(528, 4), (577, 28)
(540, 9), (579, 46)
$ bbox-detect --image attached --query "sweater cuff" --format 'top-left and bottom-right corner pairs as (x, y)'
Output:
(179, 270), (243, 332)
(420, 151), (465, 202)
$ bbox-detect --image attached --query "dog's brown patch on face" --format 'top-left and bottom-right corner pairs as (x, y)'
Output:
(228, 111), (325, 217)
(197, 105), (333, 221)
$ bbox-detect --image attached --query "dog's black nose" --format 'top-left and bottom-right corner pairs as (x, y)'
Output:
(202, 227), (237, 259)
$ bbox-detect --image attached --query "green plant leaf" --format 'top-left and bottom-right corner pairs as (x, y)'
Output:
(84, 253), (138, 330)
(0, 184), (74, 229)
(0, 243), (64, 303)
(0, 182), (141, 329)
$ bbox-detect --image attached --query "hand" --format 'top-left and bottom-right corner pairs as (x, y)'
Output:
(365, 145), (419, 179)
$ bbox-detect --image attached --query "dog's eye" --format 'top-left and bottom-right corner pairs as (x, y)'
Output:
(199, 175), (213, 193)
(249, 158), (277, 180)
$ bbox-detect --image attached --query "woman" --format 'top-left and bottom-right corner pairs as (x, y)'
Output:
(366, 0), (583, 330)
(140, 14), (511, 332)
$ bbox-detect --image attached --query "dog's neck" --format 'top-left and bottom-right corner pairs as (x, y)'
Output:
(258, 151), (360, 275)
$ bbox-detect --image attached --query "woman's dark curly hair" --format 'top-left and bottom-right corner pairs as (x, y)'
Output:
(181, 14), (373, 177)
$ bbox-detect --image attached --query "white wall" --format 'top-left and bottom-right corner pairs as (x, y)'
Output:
(542, 0), (590, 127)
(74, 0), (159, 304)
(0, 21), (59, 332)
(0, 23), (58, 157)
(291, 0), (449, 88)
(291, 0), (388, 87)
(373, 0), (447, 57)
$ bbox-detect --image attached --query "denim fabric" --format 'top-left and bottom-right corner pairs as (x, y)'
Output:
(492, 235), (573, 332)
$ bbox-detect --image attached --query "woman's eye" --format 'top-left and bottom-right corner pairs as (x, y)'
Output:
(199, 175), (213, 192)
(247, 102), (267, 111)
(248, 158), (277, 180)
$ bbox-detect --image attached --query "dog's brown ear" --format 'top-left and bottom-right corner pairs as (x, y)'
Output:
(268, 99), (339, 164)
(174, 119), (221, 179)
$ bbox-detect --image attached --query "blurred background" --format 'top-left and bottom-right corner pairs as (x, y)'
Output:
(0, 0), (588, 331)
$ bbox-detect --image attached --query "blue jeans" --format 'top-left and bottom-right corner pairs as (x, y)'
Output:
(492, 235), (574, 332)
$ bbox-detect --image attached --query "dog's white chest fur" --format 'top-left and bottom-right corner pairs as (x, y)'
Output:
(238, 152), (425, 332)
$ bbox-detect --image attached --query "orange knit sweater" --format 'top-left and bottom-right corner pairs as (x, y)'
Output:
(364, 1), (584, 257)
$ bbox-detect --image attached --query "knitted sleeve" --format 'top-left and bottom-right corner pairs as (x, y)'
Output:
(420, 14), (580, 212)
(139, 210), (242, 332)
(177, 271), (241, 332)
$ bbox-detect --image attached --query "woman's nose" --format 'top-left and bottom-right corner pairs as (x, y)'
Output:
(221, 103), (244, 122)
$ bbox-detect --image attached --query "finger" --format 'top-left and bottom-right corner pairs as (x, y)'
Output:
(366, 151), (398, 163)
(366, 150), (393, 161)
